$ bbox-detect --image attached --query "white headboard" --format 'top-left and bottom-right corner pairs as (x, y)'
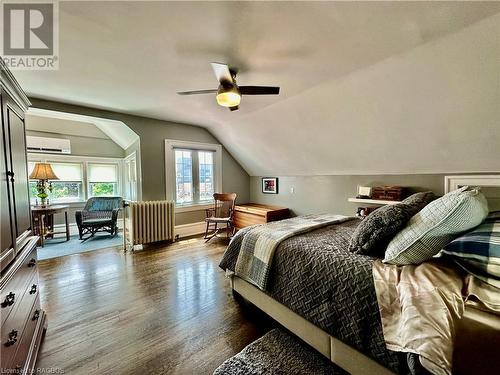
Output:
(445, 175), (500, 211)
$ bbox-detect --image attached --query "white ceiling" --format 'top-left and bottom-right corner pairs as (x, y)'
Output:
(13, 1), (500, 175)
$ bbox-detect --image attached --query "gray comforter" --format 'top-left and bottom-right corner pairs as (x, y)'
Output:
(220, 219), (412, 374)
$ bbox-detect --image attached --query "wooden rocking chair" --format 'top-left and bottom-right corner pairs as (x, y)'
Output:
(204, 193), (237, 242)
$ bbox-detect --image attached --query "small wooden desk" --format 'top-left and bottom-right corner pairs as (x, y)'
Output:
(31, 205), (70, 247)
(233, 203), (289, 229)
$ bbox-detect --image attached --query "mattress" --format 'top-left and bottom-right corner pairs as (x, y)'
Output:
(220, 219), (411, 374)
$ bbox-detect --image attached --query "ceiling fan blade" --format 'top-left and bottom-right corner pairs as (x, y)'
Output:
(239, 86), (280, 95)
(211, 62), (234, 84)
(177, 89), (218, 95)
(229, 106), (239, 112)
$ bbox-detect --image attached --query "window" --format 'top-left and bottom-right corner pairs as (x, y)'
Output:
(28, 161), (83, 203)
(198, 151), (214, 202)
(88, 163), (119, 197)
(174, 149), (215, 205)
(27, 155), (122, 203)
(165, 140), (222, 209)
(175, 150), (193, 204)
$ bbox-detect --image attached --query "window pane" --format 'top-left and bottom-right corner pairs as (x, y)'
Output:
(30, 181), (83, 203)
(175, 150), (193, 204)
(198, 151), (214, 201)
(29, 181), (37, 203)
(49, 162), (83, 181)
(50, 182), (83, 202)
(90, 182), (118, 197)
(29, 162), (83, 203)
(88, 163), (118, 182)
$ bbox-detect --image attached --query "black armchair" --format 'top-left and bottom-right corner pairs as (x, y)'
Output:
(76, 197), (123, 241)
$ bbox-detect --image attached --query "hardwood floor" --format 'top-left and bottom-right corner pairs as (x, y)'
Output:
(35, 237), (274, 374)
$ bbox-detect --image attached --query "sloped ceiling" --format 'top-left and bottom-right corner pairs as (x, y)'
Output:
(26, 108), (140, 149)
(13, 1), (500, 175)
(26, 115), (111, 140)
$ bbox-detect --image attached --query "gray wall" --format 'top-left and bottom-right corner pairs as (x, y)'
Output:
(26, 130), (125, 158)
(251, 174), (447, 217)
(250, 174), (500, 216)
(30, 98), (250, 225)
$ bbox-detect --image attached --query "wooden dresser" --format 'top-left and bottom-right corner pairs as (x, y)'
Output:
(233, 203), (289, 229)
(1, 59), (47, 373)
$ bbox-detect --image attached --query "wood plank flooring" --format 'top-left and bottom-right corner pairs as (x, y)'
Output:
(35, 237), (274, 375)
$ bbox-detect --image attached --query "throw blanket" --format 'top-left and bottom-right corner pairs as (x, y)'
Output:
(372, 260), (465, 375)
(233, 214), (351, 289)
(221, 220), (413, 373)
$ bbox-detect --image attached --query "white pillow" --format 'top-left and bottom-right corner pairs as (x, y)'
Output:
(384, 186), (489, 265)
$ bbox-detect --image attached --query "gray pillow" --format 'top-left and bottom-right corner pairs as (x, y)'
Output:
(349, 192), (435, 256)
(401, 191), (436, 208)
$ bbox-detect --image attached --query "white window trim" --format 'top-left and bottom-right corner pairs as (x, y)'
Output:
(27, 153), (124, 204)
(164, 139), (222, 212)
(123, 151), (141, 201)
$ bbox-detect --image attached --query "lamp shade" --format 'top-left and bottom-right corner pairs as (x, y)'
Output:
(29, 163), (59, 180)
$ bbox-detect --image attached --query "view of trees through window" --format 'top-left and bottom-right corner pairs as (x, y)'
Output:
(29, 181), (83, 202)
(90, 182), (117, 197)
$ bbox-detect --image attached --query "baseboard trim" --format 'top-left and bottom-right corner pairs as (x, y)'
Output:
(175, 221), (206, 238)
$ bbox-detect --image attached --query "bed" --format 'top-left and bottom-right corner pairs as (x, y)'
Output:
(219, 177), (500, 375)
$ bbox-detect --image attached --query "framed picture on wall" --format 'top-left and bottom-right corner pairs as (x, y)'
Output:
(262, 177), (279, 194)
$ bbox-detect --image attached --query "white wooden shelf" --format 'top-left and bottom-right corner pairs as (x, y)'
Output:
(348, 198), (401, 206)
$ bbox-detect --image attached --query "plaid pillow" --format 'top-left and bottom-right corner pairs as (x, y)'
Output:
(384, 186), (489, 265)
(441, 220), (500, 288)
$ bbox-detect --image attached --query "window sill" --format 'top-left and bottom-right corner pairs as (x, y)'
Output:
(175, 203), (213, 213)
(31, 200), (86, 207)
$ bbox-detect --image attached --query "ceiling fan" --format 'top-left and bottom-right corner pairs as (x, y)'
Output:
(177, 62), (280, 111)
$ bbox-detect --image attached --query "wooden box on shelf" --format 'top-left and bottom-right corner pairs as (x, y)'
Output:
(371, 186), (406, 201)
(233, 203), (289, 229)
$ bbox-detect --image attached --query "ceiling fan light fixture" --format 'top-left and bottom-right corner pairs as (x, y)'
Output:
(216, 85), (241, 107)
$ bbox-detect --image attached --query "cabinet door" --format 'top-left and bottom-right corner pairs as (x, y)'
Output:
(5, 101), (31, 241)
(0, 91), (15, 268)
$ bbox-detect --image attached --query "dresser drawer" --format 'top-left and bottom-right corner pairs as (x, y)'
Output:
(1, 245), (38, 325)
(10, 299), (42, 372)
(1, 271), (40, 369)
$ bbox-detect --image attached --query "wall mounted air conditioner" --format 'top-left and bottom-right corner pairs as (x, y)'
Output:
(26, 136), (71, 154)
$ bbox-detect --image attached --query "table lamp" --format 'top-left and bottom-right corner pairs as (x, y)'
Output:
(29, 163), (59, 206)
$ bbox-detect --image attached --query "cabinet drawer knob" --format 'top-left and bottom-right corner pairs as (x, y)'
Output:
(29, 284), (37, 294)
(28, 258), (36, 267)
(5, 330), (18, 346)
(32, 309), (40, 320)
(1, 292), (15, 307)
